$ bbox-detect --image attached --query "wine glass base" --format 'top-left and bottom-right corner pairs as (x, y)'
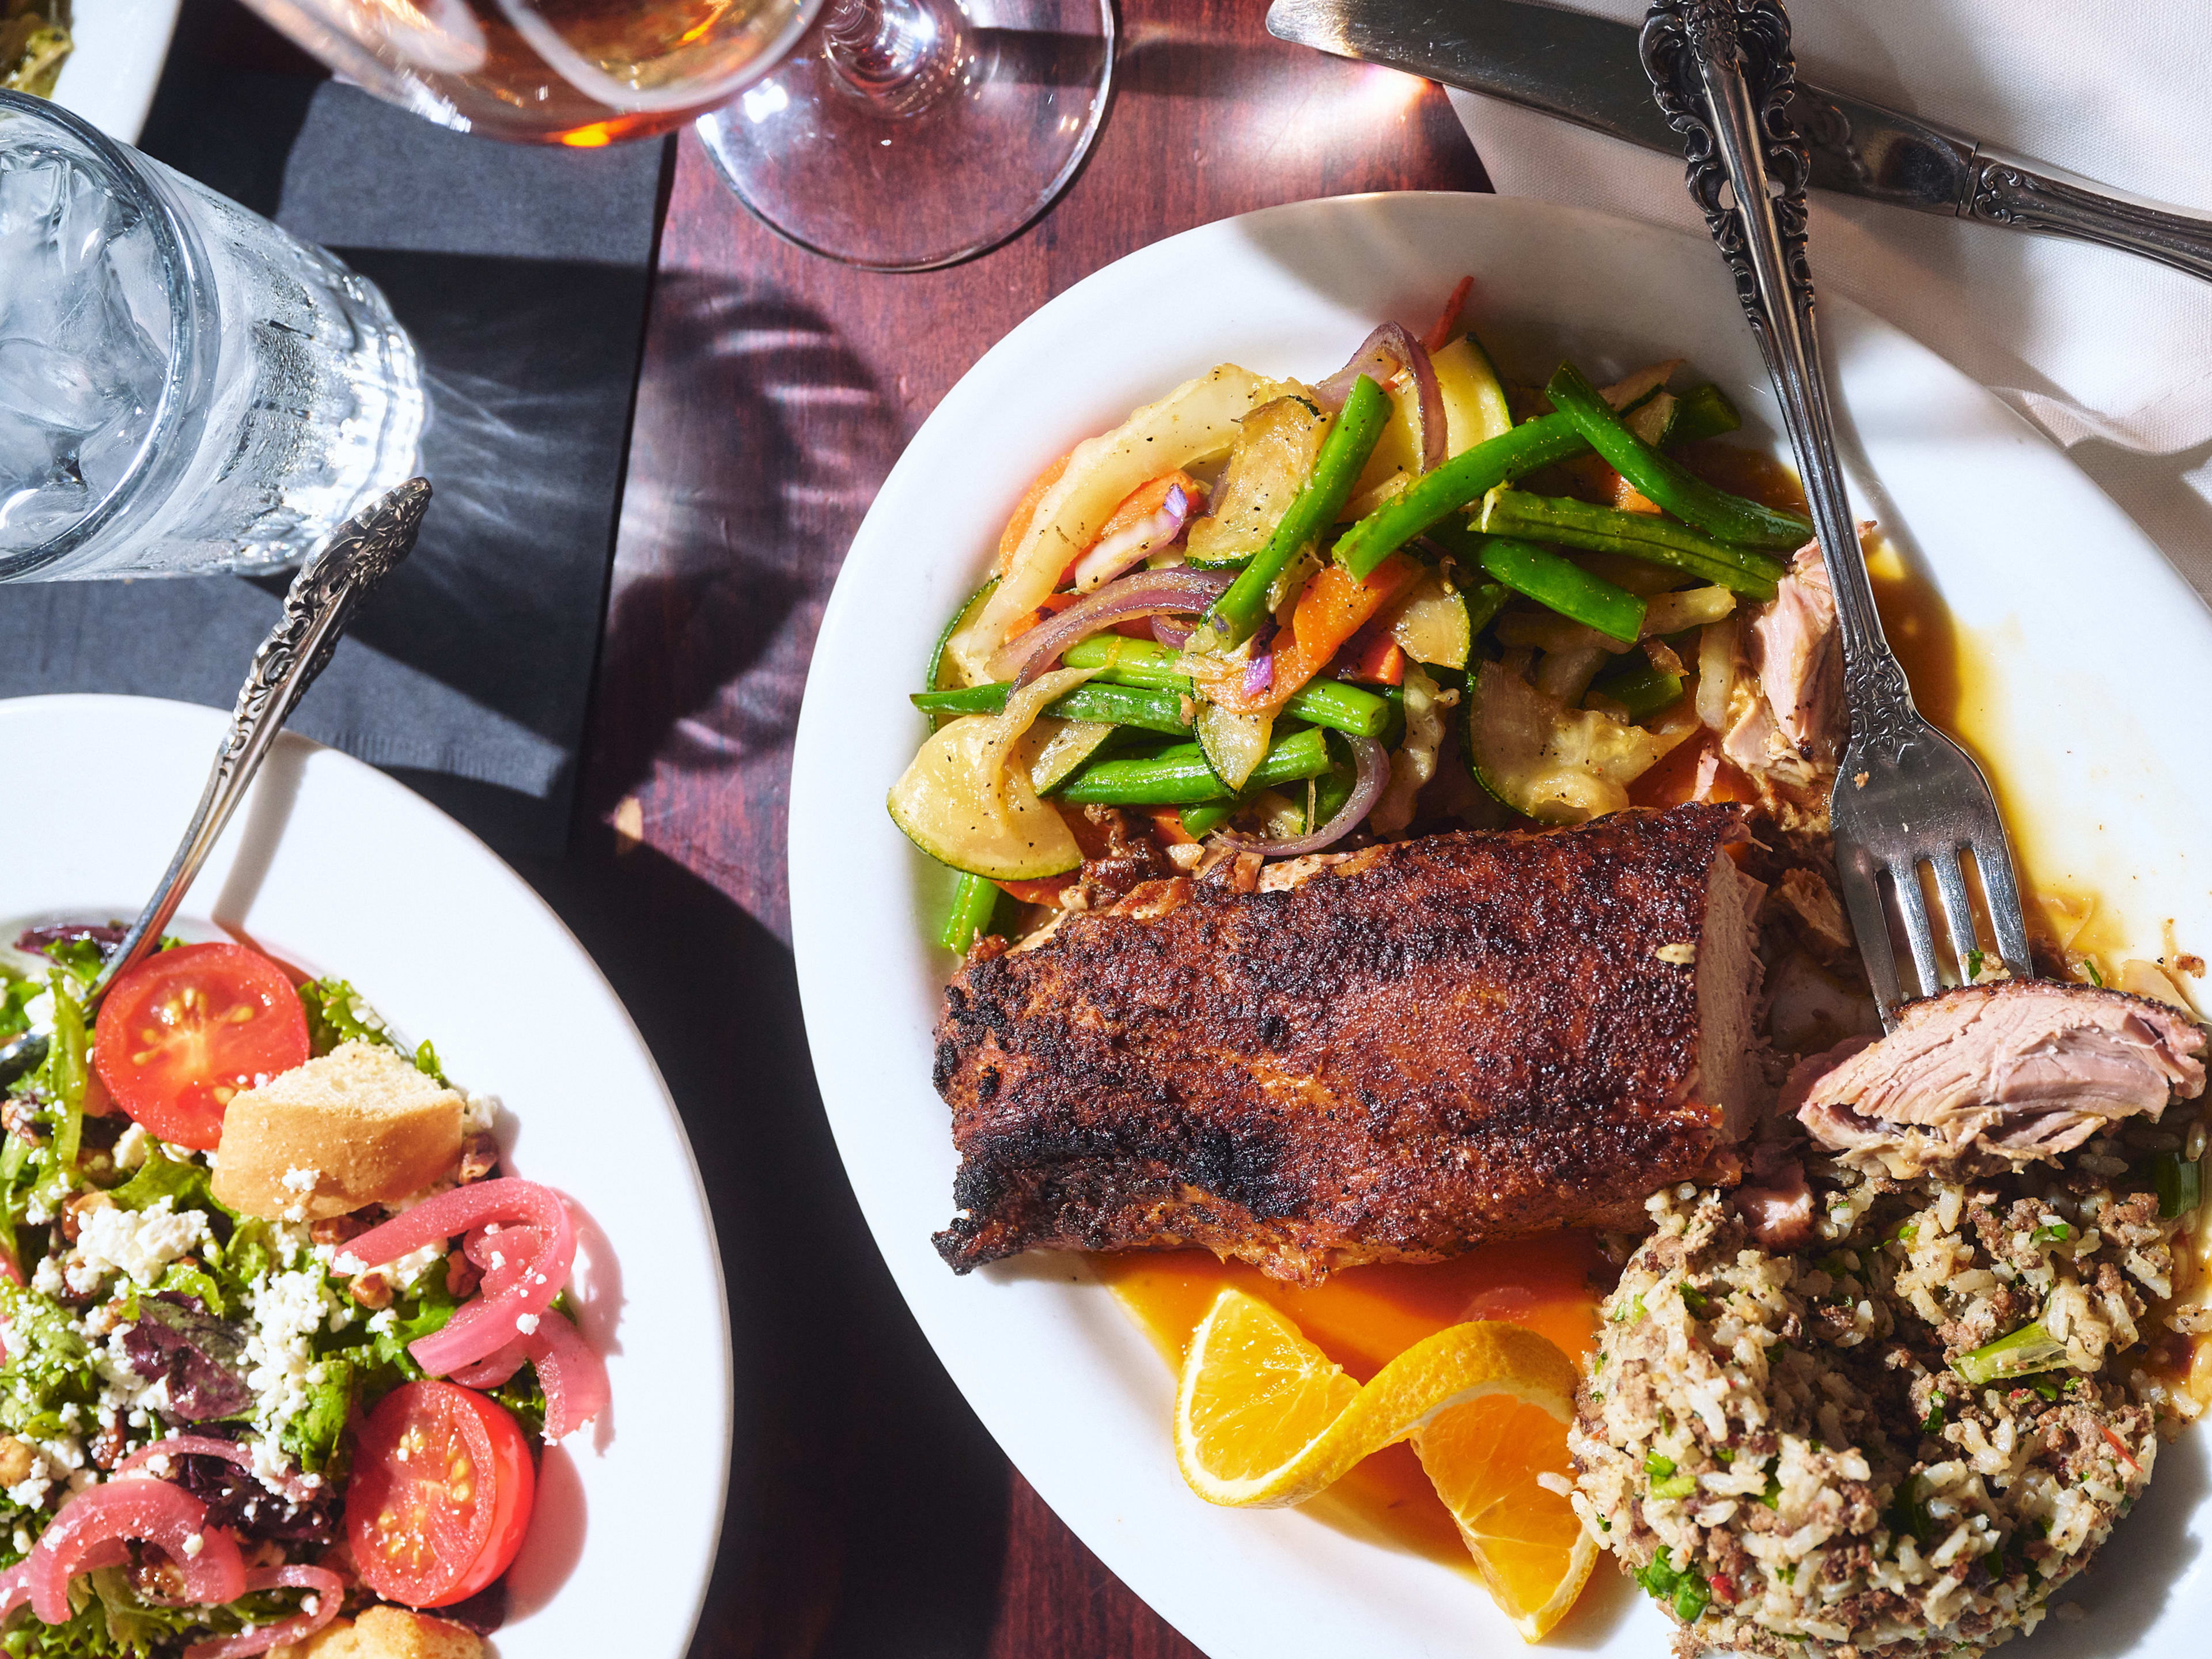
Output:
(694, 0), (1115, 272)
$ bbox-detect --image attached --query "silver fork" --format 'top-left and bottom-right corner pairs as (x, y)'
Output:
(1641, 0), (2032, 1027)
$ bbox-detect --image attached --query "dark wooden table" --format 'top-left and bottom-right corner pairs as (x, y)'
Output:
(536, 7), (1491, 1653)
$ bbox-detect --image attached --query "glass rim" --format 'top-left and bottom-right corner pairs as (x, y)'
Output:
(0, 90), (209, 582)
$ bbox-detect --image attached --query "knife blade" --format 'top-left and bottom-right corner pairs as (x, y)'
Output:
(1267, 0), (2212, 285)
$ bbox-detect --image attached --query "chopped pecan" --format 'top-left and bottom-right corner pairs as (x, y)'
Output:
(457, 1132), (501, 1185)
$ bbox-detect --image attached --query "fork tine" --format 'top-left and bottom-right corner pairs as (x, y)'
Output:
(1892, 860), (1943, 1001)
(1967, 838), (2036, 976)
(1929, 850), (1980, 976)
(1835, 850), (1905, 1021)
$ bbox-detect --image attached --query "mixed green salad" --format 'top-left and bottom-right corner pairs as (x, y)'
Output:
(0, 929), (562, 1656)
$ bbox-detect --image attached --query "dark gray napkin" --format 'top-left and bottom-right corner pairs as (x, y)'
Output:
(0, 71), (666, 854)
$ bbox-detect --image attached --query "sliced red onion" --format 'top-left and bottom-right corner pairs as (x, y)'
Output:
(1069, 483), (1192, 593)
(990, 567), (1234, 688)
(1215, 734), (1389, 857)
(1313, 323), (1446, 474)
(1150, 615), (1195, 649)
(1240, 653), (1275, 699)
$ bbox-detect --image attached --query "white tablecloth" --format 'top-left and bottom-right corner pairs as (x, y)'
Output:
(1449, 0), (2212, 600)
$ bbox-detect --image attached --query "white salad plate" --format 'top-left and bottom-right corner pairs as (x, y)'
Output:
(786, 192), (2212, 1659)
(44, 0), (181, 144)
(0, 694), (731, 1659)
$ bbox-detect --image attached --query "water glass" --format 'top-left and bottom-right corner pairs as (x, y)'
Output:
(0, 91), (425, 580)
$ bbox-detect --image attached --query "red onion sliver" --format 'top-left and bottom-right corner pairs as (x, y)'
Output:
(0, 1560), (26, 1620)
(1069, 483), (1194, 593)
(183, 1565), (345, 1659)
(1240, 653), (1275, 698)
(29, 1479), (244, 1624)
(1312, 323), (1446, 474)
(1215, 734), (1389, 857)
(988, 567), (1233, 688)
(1149, 615), (1195, 649)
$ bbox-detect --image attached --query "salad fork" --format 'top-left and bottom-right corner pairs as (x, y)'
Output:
(1640, 0), (2033, 1026)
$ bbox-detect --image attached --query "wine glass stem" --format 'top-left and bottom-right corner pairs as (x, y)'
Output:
(821, 0), (969, 116)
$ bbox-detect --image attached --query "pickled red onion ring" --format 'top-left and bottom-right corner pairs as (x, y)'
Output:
(181, 1565), (344, 1659)
(446, 1306), (610, 1442)
(28, 1479), (243, 1624)
(338, 1179), (575, 1377)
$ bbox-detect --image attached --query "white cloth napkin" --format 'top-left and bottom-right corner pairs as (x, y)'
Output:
(1448, 0), (2212, 601)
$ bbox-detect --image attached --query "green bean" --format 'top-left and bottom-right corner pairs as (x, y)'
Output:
(1332, 411), (1590, 581)
(1202, 374), (1392, 647)
(1179, 801), (1236, 838)
(1479, 490), (1783, 600)
(1547, 362), (1811, 551)
(1056, 636), (1394, 737)
(911, 679), (1191, 734)
(939, 871), (1003, 954)
(1590, 658), (1687, 721)
(1662, 383), (1741, 446)
(1056, 728), (1332, 805)
(1472, 535), (1645, 644)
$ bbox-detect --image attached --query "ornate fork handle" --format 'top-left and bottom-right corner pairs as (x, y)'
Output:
(1639, 0), (1908, 738)
(88, 479), (432, 1009)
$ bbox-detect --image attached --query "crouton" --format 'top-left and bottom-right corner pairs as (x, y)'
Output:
(275, 1605), (484, 1659)
(211, 1041), (463, 1221)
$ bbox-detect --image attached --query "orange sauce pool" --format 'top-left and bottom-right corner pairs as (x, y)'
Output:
(1094, 1233), (1603, 1570)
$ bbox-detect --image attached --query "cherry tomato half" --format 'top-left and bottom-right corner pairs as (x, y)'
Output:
(347, 1381), (536, 1609)
(92, 942), (309, 1149)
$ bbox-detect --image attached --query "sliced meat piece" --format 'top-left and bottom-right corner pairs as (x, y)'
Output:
(933, 804), (1770, 1283)
(1796, 981), (2207, 1177)
(1749, 539), (1841, 760)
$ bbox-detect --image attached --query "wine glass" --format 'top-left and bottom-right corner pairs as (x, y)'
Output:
(228, 0), (1115, 270)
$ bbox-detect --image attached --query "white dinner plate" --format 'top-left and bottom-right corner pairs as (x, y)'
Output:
(44, 0), (181, 144)
(0, 694), (731, 1659)
(786, 193), (2212, 1659)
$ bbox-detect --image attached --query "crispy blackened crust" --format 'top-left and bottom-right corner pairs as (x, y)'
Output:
(933, 804), (1758, 1282)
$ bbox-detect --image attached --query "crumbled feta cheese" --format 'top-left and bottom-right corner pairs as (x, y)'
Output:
(30, 1254), (64, 1297)
(331, 1253), (366, 1278)
(365, 1309), (397, 1336)
(56, 1403), (77, 1427)
(515, 1312), (540, 1335)
(9, 1528), (25, 1556)
(111, 1123), (150, 1171)
(5, 1478), (45, 1508)
(21, 989), (54, 1037)
(281, 1166), (319, 1193)
(181, 1532), (204, 1559)
(389, 1243), (444, 1289)
(487, 1251), (506, 1271)
(73, 1198), (211, 1289)
(282, 1203), (306, 1223)
(462, 1092), (499, 1134)
(243, 1266), (338, 1456)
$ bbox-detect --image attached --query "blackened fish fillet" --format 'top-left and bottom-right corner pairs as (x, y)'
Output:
(933, 802), (1770, 1283)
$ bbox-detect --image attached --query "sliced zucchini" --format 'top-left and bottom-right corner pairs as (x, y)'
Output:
(887, 668), (1093, 878)
(1380, 571), (1472, 669)
(1025, 718), (1116, 794)
(927, 578), (999, 700)
(1467, 660), (1683, 824)
(1433, 334), (1513, 456)
(1183, 389), (1328, 569)
(1194, 702), (1274, 791)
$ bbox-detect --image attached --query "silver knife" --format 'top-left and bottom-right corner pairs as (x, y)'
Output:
(1267, 0), (2212, 285)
